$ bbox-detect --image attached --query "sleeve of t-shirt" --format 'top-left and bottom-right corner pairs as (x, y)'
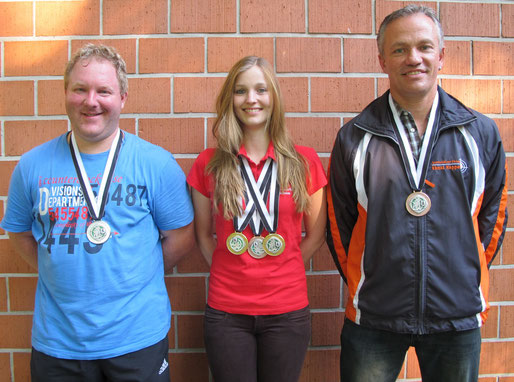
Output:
(152, 155), (194, 232)
(1, 161), (34, 233)
(297, 146), (328, 195)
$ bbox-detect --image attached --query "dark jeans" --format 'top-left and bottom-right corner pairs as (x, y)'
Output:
(340, 319), (481, 382)
(204, 304), (311, 382)
(31, 336), (170, 382)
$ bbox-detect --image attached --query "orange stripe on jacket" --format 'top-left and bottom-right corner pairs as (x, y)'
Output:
(344, 204), (367, 323)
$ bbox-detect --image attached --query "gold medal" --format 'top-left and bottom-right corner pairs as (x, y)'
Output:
(226, 232), (248, 255)
(248, 236), (267, 259)
(86, 220), (111, 244)
(263, 233), (285, 256)
(406, 191), (431, 217)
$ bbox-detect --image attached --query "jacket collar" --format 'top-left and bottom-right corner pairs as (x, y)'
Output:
(353, 87), (477, 139)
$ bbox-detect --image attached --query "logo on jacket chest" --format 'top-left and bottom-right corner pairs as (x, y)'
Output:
(431, 159), (468, 173)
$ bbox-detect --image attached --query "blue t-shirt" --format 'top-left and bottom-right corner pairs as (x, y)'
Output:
(1, 131), (194, 359)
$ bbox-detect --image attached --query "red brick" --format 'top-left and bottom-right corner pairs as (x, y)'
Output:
(71, 39), (137, 74)
(481, 305), (498, 339)
(103, 0), (166, 35)
(0, 239), (34, 274)
(13, 353), (31, 382)
(0, 2), (32, 37)
(277, 38), (341, 73)
(375, 1), (437, 33)
(343, 39), (381, 73)
(36, 0), (100, 36)
(38, 80), (65, 116)
(312, 243), (338, 272)
(177, 314), (204, 348)
(241, 0), (304, 33)
(171, 0), (236, 33)
(9, 277), (38, 312)
(441, 79), (502, 114)
(299, 349), (339, 382)
(507, 158), (514, 192)
(474, 42), (514, 76)
(176, 246), (210, 274)
(5, 120), (67, 156)
(207, 38), (274, 73)
(119, 119), (136, 135)
(307, 274), (341, 309)
(311, 311), (344, 346)
(5, 41), (68, 77)
(500, 305), (514, 338)
(140, 38), (204, 74)
(378, 77), (389, 98)
(489, 268), (514, 301)
(309, 0), (372, 34)
(505, 81), (514, 114)
(496, 119), (514, 152)
(479, 341), (514, 374)
(123, 78), (170, 114)
(138, 118), (204, 154)
(406, 346), (421, 379)
(503, 232), (514, 265)
(176, 158), (197, 180)
(280, 77), (309, 113)
(169, 353), (209, 382)
(311, 78), (374, 113)
(508, 197), (514, 228)
(174, 77), (225, 113)
(503, 5), (514, 37)
(0, 353), (11, 381)
(0, 315), (32, 348)
(0, 81), (34, 116)
(286, 117), (340, 152)
(441, 3), (499, 37)
(499, 378), (514, 382)
(165, 276), (206, 311)
(441, 40), (471, 76)
(0, 278), (6, 312)
(0, 161), (18, 195)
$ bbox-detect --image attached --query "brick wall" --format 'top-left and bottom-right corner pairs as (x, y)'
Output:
(0, 0), (512, 381)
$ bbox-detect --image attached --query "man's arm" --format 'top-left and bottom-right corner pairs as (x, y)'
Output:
(161, 222), (195, 274)
(8, 231), (38, 271)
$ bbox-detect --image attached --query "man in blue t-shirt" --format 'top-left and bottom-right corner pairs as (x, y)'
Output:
(1, 44), (195, 381)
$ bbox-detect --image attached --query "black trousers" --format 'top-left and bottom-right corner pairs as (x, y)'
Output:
(203, 304), (311, 382)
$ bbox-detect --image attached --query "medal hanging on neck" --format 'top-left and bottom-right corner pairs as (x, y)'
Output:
(389, 94), (438, 217)
(226, 157), (273, 256)
(240, 157), (285, 257)
(68, 130), (122, 244)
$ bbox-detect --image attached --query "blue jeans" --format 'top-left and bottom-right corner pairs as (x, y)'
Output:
(340, 319), (481, 382)
(204, 304), (311, 382)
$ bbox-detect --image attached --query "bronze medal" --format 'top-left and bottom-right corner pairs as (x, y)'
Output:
(406, 191), (431, 217)
(248, 236), (267, 259)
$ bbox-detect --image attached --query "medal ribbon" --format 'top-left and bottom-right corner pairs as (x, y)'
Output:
(233, 157), (273, 234)
(68, 129), (123, 221)
(389, 93), (439, 191)
(240, 156), (280, 234)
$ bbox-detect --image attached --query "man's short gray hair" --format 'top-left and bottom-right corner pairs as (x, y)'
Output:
(377, 5), (444, 55)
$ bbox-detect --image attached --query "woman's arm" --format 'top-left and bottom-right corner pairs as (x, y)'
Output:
(300, 187), (327, 264)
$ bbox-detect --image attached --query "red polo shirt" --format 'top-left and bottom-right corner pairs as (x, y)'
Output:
(187, 144), (327, 315)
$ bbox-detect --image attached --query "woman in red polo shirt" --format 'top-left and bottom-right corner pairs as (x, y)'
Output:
(187, 56), (327, 382)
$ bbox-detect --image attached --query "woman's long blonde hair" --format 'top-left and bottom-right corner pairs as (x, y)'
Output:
(207, 56), (310, 220)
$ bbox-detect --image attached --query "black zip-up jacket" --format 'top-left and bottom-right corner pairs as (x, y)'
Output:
(327, 87), (508, 334)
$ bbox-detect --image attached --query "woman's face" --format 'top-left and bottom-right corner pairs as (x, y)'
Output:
(233, 65), (272, 131)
